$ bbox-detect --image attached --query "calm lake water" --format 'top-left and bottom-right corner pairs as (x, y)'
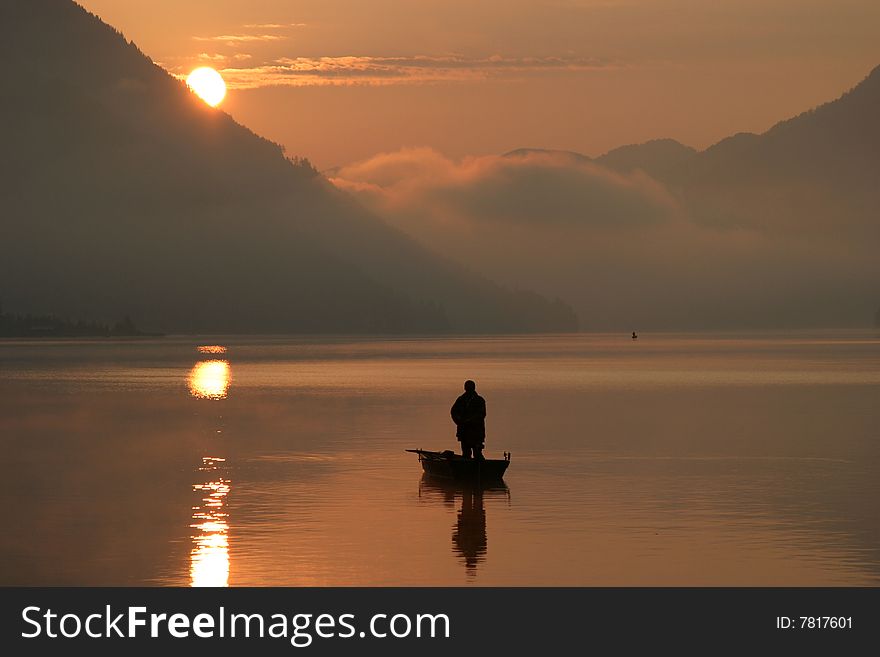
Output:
(1, 332), (878, 586)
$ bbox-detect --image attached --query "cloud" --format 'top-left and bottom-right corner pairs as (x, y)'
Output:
(329, 147), (879, 329)
(192, 22), (305, 47)
(216, 54), (616, 89)
(331, 148), (677, 227)
(242, 23), (307, 29)
(193, 34), (288, 43)
(195, 52), (253, 65)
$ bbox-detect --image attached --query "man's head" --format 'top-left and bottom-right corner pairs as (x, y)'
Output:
(464, 380), (476, 392)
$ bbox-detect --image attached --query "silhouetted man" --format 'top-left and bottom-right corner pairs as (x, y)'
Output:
(450, 380), (486, 459)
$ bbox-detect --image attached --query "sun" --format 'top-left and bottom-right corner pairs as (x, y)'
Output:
(186, 67), (227, 107)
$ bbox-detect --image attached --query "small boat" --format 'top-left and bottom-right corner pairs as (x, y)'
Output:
(406, 449), (510, 481)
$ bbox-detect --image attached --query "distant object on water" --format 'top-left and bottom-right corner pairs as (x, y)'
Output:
(406, 449), (510, 481)
(632, 331), (638, 340)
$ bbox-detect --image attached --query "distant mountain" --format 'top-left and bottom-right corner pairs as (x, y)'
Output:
(503, 148), (593, 165)
(525, 64), (880, 241)
(483, 66), (880, 329)
(672, 66), (880, 237)
(591, 67), (880, 239)
(596, 139), (697, 180)
(0, 0), (576, 334)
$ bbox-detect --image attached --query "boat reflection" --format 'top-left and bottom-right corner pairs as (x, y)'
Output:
(190, 456), (231, 587)
(419, 476), (509, 576)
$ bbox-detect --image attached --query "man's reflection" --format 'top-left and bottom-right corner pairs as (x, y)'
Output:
(453, 487), (487, 574)
(419, 476), (509, 576)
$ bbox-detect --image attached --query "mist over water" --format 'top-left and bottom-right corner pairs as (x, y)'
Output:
(1, 333), (878, 585)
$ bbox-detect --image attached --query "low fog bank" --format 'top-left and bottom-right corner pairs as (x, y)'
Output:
(331, 140), (879, 330)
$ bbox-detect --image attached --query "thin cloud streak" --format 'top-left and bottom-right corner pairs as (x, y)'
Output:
(193, 33), (288, 43)
(217, 54), (618, 89)
(242, 23), (307, 29)
(193, 21), (306, 44)
(195, 52), (253, 63)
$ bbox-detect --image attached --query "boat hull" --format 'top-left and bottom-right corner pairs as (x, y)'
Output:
(408, 449), (509, 481)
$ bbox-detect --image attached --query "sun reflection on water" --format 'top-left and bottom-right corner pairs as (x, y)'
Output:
(190, 456), (230, 587)
(197, 345), (228, 355)
(188, 360), (231, 400)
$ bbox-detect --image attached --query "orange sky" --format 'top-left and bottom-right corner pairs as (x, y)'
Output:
(79, 0), (880, 168)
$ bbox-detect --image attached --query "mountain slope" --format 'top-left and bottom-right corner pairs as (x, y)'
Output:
(503, 148), (593, 165)
(597, 139), (697, 180)
(656, 66), (880, 238)
(544, 65), (880, 240)
(542, 67), (880, 241)
(463, 67), (880, 328)
(0, 0), (577, 333)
